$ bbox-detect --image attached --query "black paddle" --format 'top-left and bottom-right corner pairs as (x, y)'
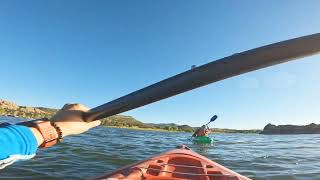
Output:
(84, 33), (320, 122)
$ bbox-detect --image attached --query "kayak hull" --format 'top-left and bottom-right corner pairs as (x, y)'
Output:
(192, 136), (216, 144)
(95, 145), (250, 180)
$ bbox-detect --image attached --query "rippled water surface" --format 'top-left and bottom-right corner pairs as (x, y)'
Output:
(1, 117), (320, 180)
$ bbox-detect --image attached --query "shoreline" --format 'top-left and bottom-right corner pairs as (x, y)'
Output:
(104, 125), (184, 133)
(103, 126), (260, 134)
(0, 99), (260, 134)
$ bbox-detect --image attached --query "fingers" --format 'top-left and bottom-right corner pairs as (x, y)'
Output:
(88, 120), (101, 128)
(62, 103), (90, 111)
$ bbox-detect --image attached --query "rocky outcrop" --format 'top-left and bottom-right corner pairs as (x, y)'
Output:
(0, 99), (55, 118)
(260, 123), (320, 134)
(18, 106), (47, 114)
(0, 100), (18, 110)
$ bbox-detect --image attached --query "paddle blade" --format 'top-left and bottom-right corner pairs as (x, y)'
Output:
(210, 115), (218, 122)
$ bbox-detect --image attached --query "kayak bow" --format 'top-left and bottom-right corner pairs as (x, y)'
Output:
(95, 145), (250, 180)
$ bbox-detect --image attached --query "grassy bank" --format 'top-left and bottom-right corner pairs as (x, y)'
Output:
(104, 125), (184, 133)
(104, 125), (261, 134)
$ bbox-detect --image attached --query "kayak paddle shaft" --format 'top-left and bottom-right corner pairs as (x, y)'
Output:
(84, 33), (320, 122)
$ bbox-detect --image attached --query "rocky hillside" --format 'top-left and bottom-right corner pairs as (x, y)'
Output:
(0, 99), (260, 133)
(0, 99), (194, 132)
(0, 99), (54, 119)
(260, 123), (320, 134)
(0, 99), (140, 125)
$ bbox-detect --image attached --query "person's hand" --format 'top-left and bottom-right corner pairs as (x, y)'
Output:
(50, 103), (101, 138)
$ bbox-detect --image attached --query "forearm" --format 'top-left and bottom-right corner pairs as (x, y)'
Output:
(29, 127), (44, 146)
(0, 103), (101, 169)
(1, 121), (69, 163)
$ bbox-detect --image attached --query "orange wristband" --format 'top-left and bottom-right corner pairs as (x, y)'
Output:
(32, 119), (60, 148)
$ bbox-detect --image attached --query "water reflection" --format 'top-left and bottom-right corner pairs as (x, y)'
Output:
(1, 117), (320, 180)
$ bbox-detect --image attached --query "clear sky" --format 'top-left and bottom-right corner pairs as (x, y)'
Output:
(1, 1), (319, 129)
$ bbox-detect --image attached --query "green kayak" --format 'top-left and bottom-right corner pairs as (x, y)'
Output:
(192, 136), (217, 144)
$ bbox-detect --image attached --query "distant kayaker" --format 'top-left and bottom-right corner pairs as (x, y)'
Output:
(0, 103), (101, 169)
(192, 115), (217, 138)
(192, 125), (211, 137)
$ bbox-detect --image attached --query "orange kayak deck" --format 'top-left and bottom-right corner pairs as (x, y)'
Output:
(95, 145), (250, 180)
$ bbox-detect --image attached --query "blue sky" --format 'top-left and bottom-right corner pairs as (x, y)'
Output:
(0, 1), (319, 129)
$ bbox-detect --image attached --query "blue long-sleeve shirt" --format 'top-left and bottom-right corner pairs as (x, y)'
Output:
(0, 124), (38, 169)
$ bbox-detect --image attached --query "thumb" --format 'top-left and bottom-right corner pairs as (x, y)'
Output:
(88, 120), (101, 128)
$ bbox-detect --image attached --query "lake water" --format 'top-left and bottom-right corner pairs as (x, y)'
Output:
(1, 117), (320, 180)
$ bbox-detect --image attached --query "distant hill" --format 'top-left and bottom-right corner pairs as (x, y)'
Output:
(260, 123), (320, 134)
(146, 123), (260, 133)
(211, 128), (261, 134)
(102, 115), (152, 129)
(0, 99), (260, 133)
(147, 123), (194, 132)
